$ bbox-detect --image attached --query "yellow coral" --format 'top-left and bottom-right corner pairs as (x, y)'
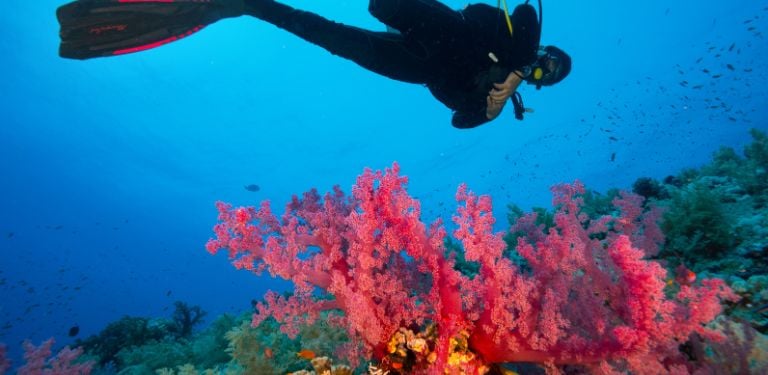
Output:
(407, 337), (427, 353)
(446, 351), (475, 367)
(330, 365), (352, 375)
(288, 356), (354, 375)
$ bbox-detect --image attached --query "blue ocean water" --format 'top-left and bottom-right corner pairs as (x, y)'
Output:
(0, 0), (766, 368)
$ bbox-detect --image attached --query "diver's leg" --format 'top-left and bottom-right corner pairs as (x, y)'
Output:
(244, 0), (432, 84)
(368, 0), (464, 38)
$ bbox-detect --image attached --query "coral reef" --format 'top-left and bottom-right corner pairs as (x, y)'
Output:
(206, 163), (735, 373)
(657, 129), (768, 273)
(76, 302), (207, 368)
(73, 307), (350, 374)
(638, 129), (768, 335)
(12, 130), (767, 374)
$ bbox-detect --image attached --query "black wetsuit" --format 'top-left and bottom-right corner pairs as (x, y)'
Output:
(247, 0), (540, 128)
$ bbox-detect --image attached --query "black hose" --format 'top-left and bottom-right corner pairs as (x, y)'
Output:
(511, 91), (525, 120)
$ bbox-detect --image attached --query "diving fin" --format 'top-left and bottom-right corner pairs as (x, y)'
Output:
(57, 0), (245, 60)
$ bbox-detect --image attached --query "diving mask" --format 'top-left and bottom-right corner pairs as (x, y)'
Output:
(525, 45), (571, 89)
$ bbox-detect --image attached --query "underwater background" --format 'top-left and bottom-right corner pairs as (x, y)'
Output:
(1, 0), (767, 373)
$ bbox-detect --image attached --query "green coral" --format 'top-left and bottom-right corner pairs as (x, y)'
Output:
(650, 128), (768, 333)
(224, 313), (352, 375)
(76, 316), (169, 367)
(296, 314), (350, 360)
(156, 363), (236, 375)
(117, 313), (238, 374)
(117, 338), (193, 375)
(700, 128), (768, 206)
(659, 129), (768, 271)
(580, 188), (622, 219)
(76, 301), (205, 374)
(78, 302), (214, 371)
(632, 177), (670, 201)
(81, 302), (354, 375)
(661, 180), (736, 261)
(191, 313), (237, 369)
(169, 301), (207, 339)
(225, 319), (284, 374)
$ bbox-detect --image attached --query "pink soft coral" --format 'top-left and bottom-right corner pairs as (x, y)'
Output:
(0, 338), (93, 375)
(206, 164), (735, 373)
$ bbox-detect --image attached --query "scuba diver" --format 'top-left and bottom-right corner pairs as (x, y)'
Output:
(57, 0), (571, 129)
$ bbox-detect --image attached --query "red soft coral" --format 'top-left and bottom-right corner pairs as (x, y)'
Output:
(207, 164), (735, 373)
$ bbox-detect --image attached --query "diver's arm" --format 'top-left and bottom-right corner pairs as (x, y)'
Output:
(453, 70), (525, 128)
(452, 108), (491, 129)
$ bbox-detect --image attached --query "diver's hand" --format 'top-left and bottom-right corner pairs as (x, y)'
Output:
(486, 95), (505, 119)
(486, 71), (524, 120)
(490, 71), (524, 101)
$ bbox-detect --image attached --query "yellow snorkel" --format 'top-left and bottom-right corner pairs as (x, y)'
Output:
(497, 0), (514, 37)
(496, 0), (543, 42)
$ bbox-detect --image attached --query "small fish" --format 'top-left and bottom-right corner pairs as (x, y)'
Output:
(68, 325), (80, 337)
(728, 43), (735, 51)
(712, 74), (722, 79)
(244, 184), (260, 192)
(702, 69), (710, 74)
(166, 290), (172, 297)
(6, 232), (13, 239)
(264, 347), (274, 359)
(610, 152), (616, 162)
(296, 349), (316, 360)
(675, 264), (696, 286)
(695, 57), (703, 63)
(726, 64), (735, 71)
